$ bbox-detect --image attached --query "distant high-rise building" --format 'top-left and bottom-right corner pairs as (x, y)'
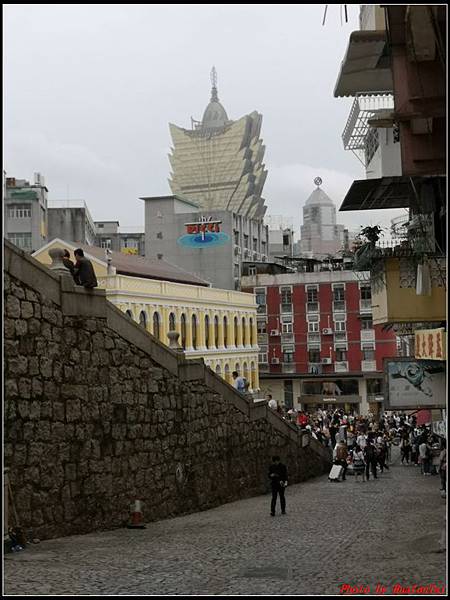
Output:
(168, 68), (268, 221)
(299, 179), (345, 257)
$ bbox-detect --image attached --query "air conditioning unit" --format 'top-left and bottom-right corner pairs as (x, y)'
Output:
(270, 329), (280, 336)
(322, 328), (333, 335)
(321, 357), (332, 364)
(271, 357), (280, 364)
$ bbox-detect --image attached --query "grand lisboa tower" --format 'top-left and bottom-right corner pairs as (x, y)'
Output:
(168, 68), (268, 221)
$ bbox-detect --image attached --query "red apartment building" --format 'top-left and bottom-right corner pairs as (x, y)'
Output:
(241, 265), (398, 416)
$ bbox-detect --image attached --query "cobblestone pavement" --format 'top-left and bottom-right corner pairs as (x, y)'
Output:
(4, 448), (446, 596)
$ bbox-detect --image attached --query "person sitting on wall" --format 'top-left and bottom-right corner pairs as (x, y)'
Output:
(232, 371), (246, 394)
(62, 249), (79, 284)
(73, 248), (98, 289)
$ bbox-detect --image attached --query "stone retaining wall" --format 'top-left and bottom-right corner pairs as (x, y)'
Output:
(4, 240), (331, 540)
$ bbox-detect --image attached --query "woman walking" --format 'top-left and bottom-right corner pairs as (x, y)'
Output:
(353, 445), (366, 482)
(400, 435), (411, 465)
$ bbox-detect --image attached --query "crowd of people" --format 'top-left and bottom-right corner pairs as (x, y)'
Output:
(265, 397), (446, 491)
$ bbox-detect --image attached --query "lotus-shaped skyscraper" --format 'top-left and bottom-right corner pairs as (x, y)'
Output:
(168, 69), (267, 221)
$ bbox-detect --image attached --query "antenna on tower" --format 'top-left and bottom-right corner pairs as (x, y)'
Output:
(210, 66), (217, 88)
(210, 66), (219, 102)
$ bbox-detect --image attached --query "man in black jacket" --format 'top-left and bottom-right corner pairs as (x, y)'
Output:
(73, 248), (98, 289)
(269, 456), (288, 516)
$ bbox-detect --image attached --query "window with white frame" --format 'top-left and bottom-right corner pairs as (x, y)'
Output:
(360, 285), (372, 300)
(9, 232), (32, 249)
(255, 288), (266, 305)
(334, 320), (346, 332)
(280, 286), (292, 304)
(282, 345), (295, 363)
(307, 286), (318, 303)
(308, 321), (319, 332)
(282, 321), (293, 333)
(248, 265), (256, 276)
(100, 239), (112, 249)
(362, 342), (375, 360)
(361, 316), (373, 329)
(336, 348), (348, 361)
(258, 345), (268, 363)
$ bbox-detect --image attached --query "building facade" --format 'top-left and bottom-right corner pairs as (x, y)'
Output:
(94, 221), (145, 256)
(4, 174), (48, 252)
(142, 195), (269, 291)
(32, 239), (260, 391)
(241, 267), (398, 415)
(299, 181), (345, 258)
(47, 200), (97, 246)
(168, 68), (267, 221)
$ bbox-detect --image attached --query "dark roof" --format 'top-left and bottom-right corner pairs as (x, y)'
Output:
(75, 243), (210, 287)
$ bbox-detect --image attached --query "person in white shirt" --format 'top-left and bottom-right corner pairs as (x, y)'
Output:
(356, 433), (367, 449)
(266, 394), (278, 411)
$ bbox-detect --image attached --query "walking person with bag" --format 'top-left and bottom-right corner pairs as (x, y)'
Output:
(268, 456), (288, 516)
(336, 440), (349, 481)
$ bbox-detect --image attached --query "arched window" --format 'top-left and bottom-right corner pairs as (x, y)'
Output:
(234, 317), (238, 347)
(205, 314), (210, 349)
(139, 311), (147, 328)
(242, 317), (246, 346)
(249, 318), (254, 345)
(215, 364), (221, 376)
(126, 309), (133, 320)
(214, 315), (219, 348)
(223, 316), (228, 348)
(180, 313), (186, 350)
(224, 364), (230, 383)
(192, 314), (197, 350)
(169, 312), (176, 331)
(153, 312), (160, 340)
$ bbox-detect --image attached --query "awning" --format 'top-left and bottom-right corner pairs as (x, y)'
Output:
(339, 176), (414, 211)
(334, 30), (393, 98)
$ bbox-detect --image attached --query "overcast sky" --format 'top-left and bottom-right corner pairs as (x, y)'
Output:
(4, 4), (405, 240)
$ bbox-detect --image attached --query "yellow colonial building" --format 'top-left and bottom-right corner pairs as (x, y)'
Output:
(33, 239), (260, 390)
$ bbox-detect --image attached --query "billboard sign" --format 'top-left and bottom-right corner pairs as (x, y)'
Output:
(384, 357), (446, 409)
(177, 215), (230, 249)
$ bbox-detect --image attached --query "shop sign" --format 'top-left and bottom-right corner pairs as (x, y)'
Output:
(415, 328), (446, 361)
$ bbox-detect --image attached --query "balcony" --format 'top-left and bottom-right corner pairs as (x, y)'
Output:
(259, 363), (270, 373)
(333, 301), (346, 312)
(334, 361), (349, 373)
(307, 363), (323, 375)
(334, 332), (347, 342)
(361, 360), (377, 371)
(306, 302), (319, 313)
(360, 329), (375, 342)
(371, 257), (446, 325)
(341, 94), (395, 165)
(281, 303), (292, 314)
(257, 333), (268, 345)
(359, 298), (372, 313)
(281, 332), (294, 343)
(256, 304), (267, 315)
(282, 363), (296, 374)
